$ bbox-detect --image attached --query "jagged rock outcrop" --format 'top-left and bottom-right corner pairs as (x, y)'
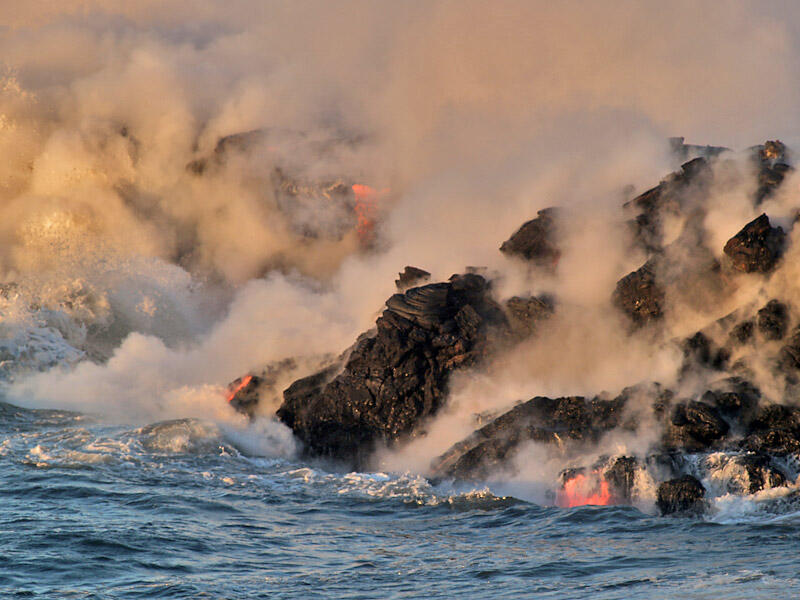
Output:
(753, 140), (793, 205)
(499, 207), (560, 267)
(662, 401), (729, 452)
(395, 266), (431, 291)
(625, 157), (712, 253)
(612, 261), (664, 325)
(723, 214), (785, 273)
(276, 273), (505, 463)
(430, 395), (625, 480)
(669, 137), (729, 162)
(656, 475), (706, 515)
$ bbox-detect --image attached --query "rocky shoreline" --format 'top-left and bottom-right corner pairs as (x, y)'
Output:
(228, 139), (800, 515)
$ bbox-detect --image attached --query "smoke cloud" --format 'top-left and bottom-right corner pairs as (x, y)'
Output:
(2, 1), (800, 483)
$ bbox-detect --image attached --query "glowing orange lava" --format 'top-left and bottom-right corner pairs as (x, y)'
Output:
(226, 375), (253, 403)
(352, 184), (388, 244)
(556, 473), (612, 508)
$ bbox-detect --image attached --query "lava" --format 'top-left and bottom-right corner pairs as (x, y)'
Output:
(556, 472), (613, 508)
(352, 184), (388, 245)
(226, 375), (253, 403)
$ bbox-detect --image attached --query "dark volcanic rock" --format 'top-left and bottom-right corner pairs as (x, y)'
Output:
(742, 404), (800, 455)
(277, 274), (505, 464)
(757, 299), (790, 340)
(499, 208), (560, 267)
(780, 326), (800, 372)
(430, 395), (625, 480)
(723, 214), (785, 273)
(503, 295), (554, 340)
(625, 157), (712, 253)
(395, 266), (431, 291)
(726, 454), (786, 494)
(227, 375), (263, 418)
(602, 456), (638, 502)
(669, 137), (729, 162)
(227, 358), (306, 419)
(663, 401), (729, 452)
(753, 140), (793, 205)
(729, 319), (755, 345)
(701, 377), (760, 425)
(612, 261), (664, 325)
(681, 331), (729, 373)
(656, 475), (706, 515)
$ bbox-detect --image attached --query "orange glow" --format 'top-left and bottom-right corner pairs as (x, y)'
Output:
(226, 375), (253, 403)
(556, 472), (612, 508)
(352, 184), (389, 244)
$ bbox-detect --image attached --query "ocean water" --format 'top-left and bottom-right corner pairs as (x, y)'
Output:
(2, 403), (799, 599)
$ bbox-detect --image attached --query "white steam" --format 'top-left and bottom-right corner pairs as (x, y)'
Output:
(1, 2), (800, 484)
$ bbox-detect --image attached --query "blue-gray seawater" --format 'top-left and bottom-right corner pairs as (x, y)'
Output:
(2, 403), (799, 599)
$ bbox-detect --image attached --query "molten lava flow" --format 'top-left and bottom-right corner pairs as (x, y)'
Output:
(226, 375), (253, 403)
(556, 472), (613, 508)
(352, 184), (388, 245)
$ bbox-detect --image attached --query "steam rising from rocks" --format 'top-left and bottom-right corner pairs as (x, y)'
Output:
(2, 2), (800, 498)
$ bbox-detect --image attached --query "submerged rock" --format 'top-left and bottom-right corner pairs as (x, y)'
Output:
(612, 261), (664, 325)
(277, 273), (505, 464)
(656, 475), (706, 515)
(723, 214), (785, 273)
(499, 208), (560, 267)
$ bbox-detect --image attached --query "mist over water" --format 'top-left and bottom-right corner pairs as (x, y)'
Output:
(4, 2), (800, 597)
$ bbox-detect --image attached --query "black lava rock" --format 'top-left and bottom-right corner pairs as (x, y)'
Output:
(430, 395), (625, 480)
(227, 358), (301, 419)
(729, 320), (755, 345)
(753, 140), (793, 205)
(663, 401), (729, 452)
(780, 326), (800, 372)
(612, 261), (664, 325)
(757, 299), (790, 340)
(700, 378), (760, 425)
(742, 404), (800, 455)
(395, 266), (431, 291)
(503, 295), (554, 340)
(277, 273), (505, 465)
(656, 475), (706, 515)
(603, 456), (638, 502)
(723, 214), (785, 274)
(625, 157), (712, 253)
(681, 331), (729, 373)
(499, 207), (560, 267)
(727, 454), (786, 494)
